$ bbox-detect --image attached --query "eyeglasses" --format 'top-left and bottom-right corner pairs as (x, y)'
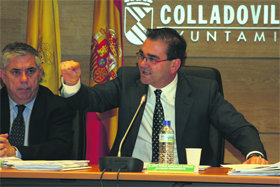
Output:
(136, 51), (174, 65)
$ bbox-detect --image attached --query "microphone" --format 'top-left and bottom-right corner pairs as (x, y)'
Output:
(99, 94), (146, 172)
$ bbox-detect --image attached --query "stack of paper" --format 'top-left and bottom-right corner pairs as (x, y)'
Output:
(2, 159), (90, 171)
(226, 162), (280, 176)
(0, 157), (22, 167)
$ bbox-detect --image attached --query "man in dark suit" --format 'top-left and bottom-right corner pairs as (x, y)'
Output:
(60, 28), (268, 165)
(0, 42), (74, 160)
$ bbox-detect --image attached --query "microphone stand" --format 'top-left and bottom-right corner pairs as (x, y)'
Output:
(99, 95), (146, 172)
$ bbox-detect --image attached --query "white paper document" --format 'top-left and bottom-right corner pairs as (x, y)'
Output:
(2, 159), (90, 171)
(223, 162), (280, 176)
(0, 157), (22, 167)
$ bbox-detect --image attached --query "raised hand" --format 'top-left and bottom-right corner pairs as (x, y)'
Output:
(60, 60), (81, 86)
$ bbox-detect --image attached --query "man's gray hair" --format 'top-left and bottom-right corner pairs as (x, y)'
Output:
(1, 42), (41, 71)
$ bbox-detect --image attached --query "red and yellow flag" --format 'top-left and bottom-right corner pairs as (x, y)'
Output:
(86, 0), (123, 165)
(26, 0), (61, 95)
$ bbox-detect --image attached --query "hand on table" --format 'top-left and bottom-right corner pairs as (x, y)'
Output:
(0, 134), (16, 157)
(243, 156), (269, 165)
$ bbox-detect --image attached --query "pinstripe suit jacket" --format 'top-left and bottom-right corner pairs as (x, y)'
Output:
(65, 67), (266, 165)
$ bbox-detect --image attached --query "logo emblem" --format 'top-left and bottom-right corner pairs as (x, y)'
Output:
(124, 0), (153, 45)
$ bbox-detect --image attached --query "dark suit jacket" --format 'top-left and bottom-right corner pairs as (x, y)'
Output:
(66, 67), (266, 165)
(1, 85), (74, 160)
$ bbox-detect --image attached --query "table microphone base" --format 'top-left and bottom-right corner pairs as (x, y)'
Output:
(98, 156), (144, 172)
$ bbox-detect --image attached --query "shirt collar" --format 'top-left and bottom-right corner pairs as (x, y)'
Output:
(9, 96), (36, 111)
(148, 73), (178, 102)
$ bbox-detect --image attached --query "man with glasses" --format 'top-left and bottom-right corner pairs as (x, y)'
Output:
(0, 42), (74, 160)
(61, 28), (268, 165)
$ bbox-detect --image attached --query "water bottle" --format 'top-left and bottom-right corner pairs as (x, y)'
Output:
(159, 120), (174, 164)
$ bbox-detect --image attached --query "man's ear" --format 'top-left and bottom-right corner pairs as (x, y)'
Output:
(38, 67), (44, 83)
(39, 67), (43, 76)
(170, 59), (181, 74)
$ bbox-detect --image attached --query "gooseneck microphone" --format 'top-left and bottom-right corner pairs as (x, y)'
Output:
(117, 94), (146, 157)
(98, 95), (147, 172)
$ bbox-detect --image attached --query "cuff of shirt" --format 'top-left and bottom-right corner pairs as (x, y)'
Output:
(61, 77), (81, 98)
(246, 151), (265, 160)
(14, 146), (22, 159)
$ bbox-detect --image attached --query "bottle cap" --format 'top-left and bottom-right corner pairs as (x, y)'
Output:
(163, 120), (171, 125)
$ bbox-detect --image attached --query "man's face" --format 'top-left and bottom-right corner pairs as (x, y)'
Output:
(1, 54), (42, 104)
(138, 38), (180, 88)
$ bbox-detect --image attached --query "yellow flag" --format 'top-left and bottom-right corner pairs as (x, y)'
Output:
(86, 0), (123, 164)
(90, 0), (123, 86)
(26, 0), (61, 95)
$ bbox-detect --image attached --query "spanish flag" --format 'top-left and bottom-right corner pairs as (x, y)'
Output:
(26, 0), (61, 95)
(87, 0), (123, 165)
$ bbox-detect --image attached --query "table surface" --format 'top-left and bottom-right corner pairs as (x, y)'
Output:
(1, 165), (279, 185)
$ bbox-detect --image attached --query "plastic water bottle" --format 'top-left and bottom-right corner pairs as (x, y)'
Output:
(159, 120), (174, 164)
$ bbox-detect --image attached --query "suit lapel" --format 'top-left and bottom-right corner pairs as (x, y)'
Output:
(28, 86), (44, 144)
(133, 79), (148, 125)
(175, 71), (194, 145)
(123, 79), (148, 155)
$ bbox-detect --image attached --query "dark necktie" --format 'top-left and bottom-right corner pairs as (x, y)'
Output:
(152, 89), (164, 163)
(8, 105), (26, 146)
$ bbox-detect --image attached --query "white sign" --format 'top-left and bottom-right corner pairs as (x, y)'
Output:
(124, 0), (280, 45)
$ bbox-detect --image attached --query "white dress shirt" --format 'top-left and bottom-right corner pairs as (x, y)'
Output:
(132, 74), (179, 163)
(9, 97), (35, 158)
